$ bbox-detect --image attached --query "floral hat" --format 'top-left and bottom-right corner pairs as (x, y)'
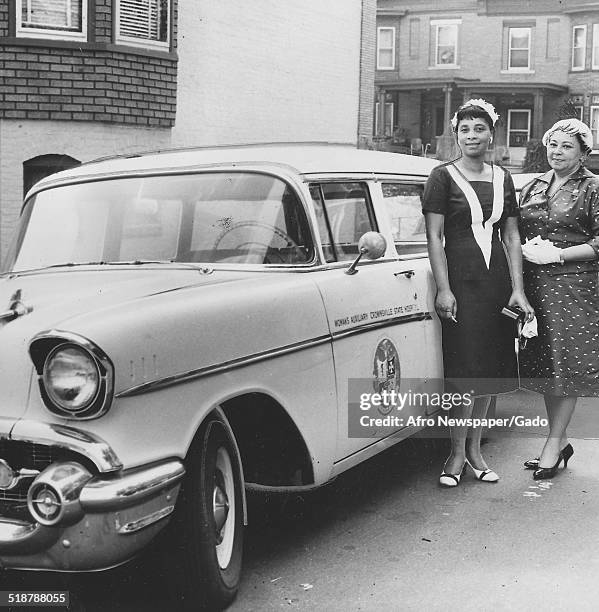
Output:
(542, 118), (594, 153)
(451, 99), (499, 129)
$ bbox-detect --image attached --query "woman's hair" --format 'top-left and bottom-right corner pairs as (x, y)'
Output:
(452, 105), (494, 133)
(574, 133), (592, 155)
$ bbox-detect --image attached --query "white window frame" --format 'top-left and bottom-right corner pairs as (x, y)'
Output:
(16, 0), (87, 41)
(377, 27), (396, 70)
(574, 105), (584, 121)
(431, 19), (460, 68)
(375, 102), (394, 137)
(115, 0), (170, 50)
(507, 109), (531, 148)
(572, 25), (587, 71)
(591, 106), (599, 150)
(593, 24), (599, 69)
(508, 27), (531, 71)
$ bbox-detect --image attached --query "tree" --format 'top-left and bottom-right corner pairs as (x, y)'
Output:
(522, 139), (550, 173)
(557, 99), (579, 120)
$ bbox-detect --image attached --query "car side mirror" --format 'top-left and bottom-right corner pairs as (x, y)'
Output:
(345, 232), (387, 275)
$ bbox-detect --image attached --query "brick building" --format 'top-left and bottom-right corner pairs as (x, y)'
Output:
(0, 0), (375, 261)
(374, 0), (599, 169)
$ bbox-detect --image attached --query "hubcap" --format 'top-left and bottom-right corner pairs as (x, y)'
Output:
(213, 446), (236, 569)
(213, 475), (229, 543)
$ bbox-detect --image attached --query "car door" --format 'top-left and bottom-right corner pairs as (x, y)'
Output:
(308, 180), (440, 464)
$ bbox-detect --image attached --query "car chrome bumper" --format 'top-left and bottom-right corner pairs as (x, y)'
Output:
(0, 459), (185, 571)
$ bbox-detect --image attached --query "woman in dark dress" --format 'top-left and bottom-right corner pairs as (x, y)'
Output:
(422, 99), (534, 487)
(519, 118), (599, 480)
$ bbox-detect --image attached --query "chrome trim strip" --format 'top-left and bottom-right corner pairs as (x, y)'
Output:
(9, 421), (123, 473)
(117, 505), (175, 535)
(116, 334), (331, 397)
(303, 172), (431, 182)
(116, 312), (433, 397)
(79, 460), (185, 512)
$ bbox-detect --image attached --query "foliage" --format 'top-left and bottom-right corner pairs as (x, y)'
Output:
(557, 99), (579, 121)
(522, 138), (550, 173)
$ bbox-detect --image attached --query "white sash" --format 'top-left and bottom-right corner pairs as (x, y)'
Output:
(446, 164), (504, 269)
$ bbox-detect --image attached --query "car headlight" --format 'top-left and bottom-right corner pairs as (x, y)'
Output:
(43, 345), (100, 412)
(29, 331), (114, 419)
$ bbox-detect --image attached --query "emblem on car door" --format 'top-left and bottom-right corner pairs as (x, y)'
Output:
(372, 338), (400, 414)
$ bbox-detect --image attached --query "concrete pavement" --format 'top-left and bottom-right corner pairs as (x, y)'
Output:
(231, 390), (599, 611)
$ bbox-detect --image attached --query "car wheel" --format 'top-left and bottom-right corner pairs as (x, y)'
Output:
(167, 416), (244, 611)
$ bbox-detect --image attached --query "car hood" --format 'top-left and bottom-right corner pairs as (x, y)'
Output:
(0, 266), (329, 419)
(0, 267), (258, 331)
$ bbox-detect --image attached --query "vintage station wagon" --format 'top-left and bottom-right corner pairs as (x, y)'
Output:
(0, 144), (443, 609)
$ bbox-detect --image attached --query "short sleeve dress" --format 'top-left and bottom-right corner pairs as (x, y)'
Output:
(422, 162), (519, 394)
(519, 167), (599, 396)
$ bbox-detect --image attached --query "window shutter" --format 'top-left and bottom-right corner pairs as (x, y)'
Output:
(119, 0), (167, 42)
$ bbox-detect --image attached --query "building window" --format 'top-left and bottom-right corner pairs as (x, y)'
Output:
(16, 0), (86, 41)
(507, 109), (531, 147)
(508, 27), (531, 70)
(23, 154), (81, 198)
(572, 25), (587, 70)
(116, 0), (170, 49)
(593, 24), (599, 69)
(375, 102), (394, 136)
(591, 106), (599, 149)
(377, 27), (396, 70)
(432, 20), (459, 67)
(575, 105), (584, 121)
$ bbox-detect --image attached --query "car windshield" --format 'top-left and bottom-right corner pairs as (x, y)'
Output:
(2, 172), (315, 273)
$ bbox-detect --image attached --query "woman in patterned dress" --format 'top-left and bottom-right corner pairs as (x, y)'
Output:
(423, 99), (534, 487)
(519, 118), (599, 480)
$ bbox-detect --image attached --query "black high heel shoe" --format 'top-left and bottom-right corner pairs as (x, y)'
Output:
(524, 443), (573, 470)
(533, 450), (567, 480)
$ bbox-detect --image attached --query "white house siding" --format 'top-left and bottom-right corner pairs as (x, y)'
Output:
(172, 0), (363, 146)
(0, 121), (170, 261)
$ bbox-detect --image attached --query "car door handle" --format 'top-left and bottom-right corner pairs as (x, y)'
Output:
(394, 270), (415, 279)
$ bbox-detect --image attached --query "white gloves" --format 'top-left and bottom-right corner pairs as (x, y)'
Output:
(522, 235), (562, 265)
(521, 316), (538, 338)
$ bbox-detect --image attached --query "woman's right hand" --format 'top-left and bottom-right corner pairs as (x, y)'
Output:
(435, 290), (457, 322)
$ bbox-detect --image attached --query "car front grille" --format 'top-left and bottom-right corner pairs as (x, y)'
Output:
(0, 439), (91, 522)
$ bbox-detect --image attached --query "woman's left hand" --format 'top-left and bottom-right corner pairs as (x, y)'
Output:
(522, 239), (562, 264)
(508, 291), (535, 322)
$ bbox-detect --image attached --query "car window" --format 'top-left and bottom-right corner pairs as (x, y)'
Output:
(187, 179), (310, 265)
(4, 172), (314, 272)
(381, 182), (427, 256)
(309, 182), (377, 262)
(120, 198), (183, 261)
